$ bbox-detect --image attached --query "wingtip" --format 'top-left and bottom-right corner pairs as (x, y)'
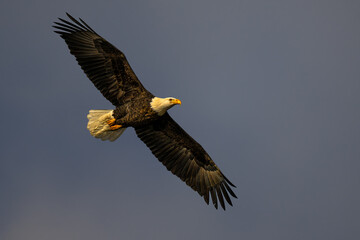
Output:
(223, 175), (237, 188)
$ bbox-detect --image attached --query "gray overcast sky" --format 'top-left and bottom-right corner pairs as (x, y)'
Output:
(1, 0), (360, 239)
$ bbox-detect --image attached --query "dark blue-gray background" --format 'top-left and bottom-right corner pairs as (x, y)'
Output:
(1, 0), (359, 239)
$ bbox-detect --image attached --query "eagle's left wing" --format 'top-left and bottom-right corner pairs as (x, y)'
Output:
(135, 113), (237, 210)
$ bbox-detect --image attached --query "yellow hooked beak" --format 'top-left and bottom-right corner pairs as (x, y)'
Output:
(171, 99), (182, 105)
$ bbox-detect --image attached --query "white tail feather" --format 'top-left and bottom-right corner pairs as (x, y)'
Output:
(87, 110), (126, 142)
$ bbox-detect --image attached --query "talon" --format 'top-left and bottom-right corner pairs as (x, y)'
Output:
(110, 124), (122, 130)
(107, 119), (116, 126)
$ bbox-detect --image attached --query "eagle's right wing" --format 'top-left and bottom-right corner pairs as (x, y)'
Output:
(53, 13), (149, 106)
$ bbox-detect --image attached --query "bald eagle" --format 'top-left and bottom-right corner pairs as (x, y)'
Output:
(53, 13), (237, 210)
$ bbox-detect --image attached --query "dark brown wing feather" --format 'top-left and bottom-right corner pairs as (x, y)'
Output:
(53, 13), (148, 106)
(135, 113), (237, 210)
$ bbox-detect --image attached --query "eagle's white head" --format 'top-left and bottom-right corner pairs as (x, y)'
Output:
(150, 97), (182, 116)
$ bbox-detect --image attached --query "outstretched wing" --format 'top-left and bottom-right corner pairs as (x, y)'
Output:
(53, 13), (149, 106)
(135, 113), (237, 210)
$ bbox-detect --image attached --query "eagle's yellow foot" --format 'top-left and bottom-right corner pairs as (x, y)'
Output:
(107, 118), (116, 126)
(107, 118), (122, 130)
(110, 124), (122, 130)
